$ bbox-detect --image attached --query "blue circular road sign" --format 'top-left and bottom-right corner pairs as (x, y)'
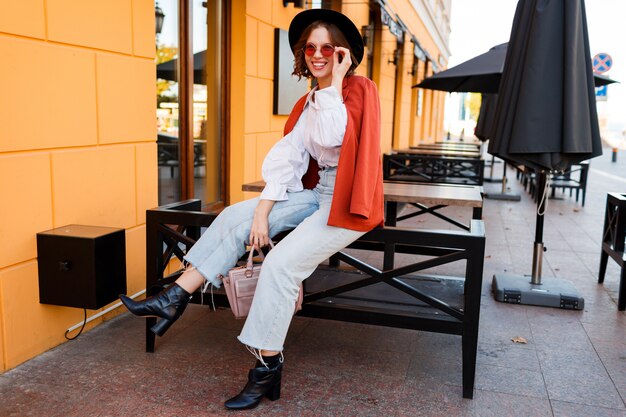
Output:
(593, 53), (612, 74)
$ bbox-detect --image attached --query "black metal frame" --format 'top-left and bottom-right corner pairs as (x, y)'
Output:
(385, 200), (482, 232)
(599, 193), (626, 310)
(383, 153), (485, 186)
(144, 200), (486, 399)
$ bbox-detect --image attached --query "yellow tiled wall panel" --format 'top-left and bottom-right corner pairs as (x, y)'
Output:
(242, 134), (258, 201)
(125, 225), (146, 296)
(0, 0), (45, 39)
(97, 53), (155, 144)
(247, 0), (272, 24)
(0, 290), (4, 371)
(47, 0), (132, 53)
(132, 0), (156, 58)
(256, 132), (281, 176)
(51, 146), (137, 229)
(135, 143), (158, 224)
(243, 134), (258, 184)
(0, 37), (97, 152)
(0, 153), (53, 269)
(244, 76), (272, 133)
(0, 262), (85, 369)
(271, 2), (299, 29)
(245, 16), (258, 76)
(257, 22), (275, 80)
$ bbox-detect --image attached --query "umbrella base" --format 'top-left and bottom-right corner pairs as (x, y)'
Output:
(492, 274), (584, 310)
(484, 192), (521, 201)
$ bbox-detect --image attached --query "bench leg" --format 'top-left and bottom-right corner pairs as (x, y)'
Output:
(599, 250), (609, 283)
(146, 317), (156, 353)
(462, 325), (478, 399)
(617, 263), (626, 311)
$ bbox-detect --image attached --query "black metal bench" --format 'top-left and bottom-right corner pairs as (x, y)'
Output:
(599, 193), (626, 310)
(383, 153), (485, 186)
(144, 199), (486, 399)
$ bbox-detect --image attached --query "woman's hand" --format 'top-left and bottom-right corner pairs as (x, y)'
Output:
(249, 200), (275, 248)
(331, 46), (352, 91)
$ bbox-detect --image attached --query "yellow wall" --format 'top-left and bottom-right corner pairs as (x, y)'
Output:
(0, 0), (156, 372)
(230, 1), (304, 203)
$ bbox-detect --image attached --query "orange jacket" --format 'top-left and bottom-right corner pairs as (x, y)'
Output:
(283, 75), (384, 231)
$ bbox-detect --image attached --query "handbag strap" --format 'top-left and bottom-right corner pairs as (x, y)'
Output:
(245, 240), (274, 277)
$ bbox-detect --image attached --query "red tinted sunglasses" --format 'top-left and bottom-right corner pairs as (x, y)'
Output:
(303, 43), (335, 57)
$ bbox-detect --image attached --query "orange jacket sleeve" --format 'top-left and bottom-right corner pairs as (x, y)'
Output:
(349, 78), (382, 218)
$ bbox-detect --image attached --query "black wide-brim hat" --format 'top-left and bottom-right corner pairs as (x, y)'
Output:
(288, 8), (364, 65)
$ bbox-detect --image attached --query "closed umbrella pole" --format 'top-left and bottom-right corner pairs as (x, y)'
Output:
(490, 0), (602, 310)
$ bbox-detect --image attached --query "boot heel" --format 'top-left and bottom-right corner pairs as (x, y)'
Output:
(150, 318), (173, 336)
(265, 380), (281, 401)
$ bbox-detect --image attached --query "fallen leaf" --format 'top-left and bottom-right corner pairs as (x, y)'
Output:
(555, 268), (560, 271)
(511, 336), (528, 344)
(485, 255), (492, 259)
(573, 208), (580, 213)
(505, 227), (511, 230)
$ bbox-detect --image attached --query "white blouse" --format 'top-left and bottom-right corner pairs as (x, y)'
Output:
(260, 85), (348, 201)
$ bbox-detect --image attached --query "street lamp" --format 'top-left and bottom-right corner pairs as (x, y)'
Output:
(155, 3), (165, 34)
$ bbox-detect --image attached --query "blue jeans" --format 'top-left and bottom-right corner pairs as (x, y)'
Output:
(184, 168), (366, 351)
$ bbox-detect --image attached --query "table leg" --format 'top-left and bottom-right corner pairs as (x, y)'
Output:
(386, 201), (398, 227)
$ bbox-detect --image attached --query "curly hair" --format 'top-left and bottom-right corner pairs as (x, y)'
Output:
(292, 20), (358, 80)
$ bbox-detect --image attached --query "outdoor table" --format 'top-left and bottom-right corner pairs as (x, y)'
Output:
(399, 147), (482, 159)
(242, 180), (483, 231)
(383, 153), (485, 186)
(410, 142), (481, 151)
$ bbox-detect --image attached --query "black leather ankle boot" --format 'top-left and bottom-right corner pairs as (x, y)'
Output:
(224, 359), (283, 410)
(119, 284), (191, 336)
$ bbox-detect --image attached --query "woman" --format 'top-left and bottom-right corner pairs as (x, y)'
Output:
(120, 8), (383, 410)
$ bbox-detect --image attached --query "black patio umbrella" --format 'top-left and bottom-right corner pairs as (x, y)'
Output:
(157, 50), (206, 85)
(413, 43), (615, 94)
(487, 0), (601, 172)
(491, 0), (601, 309)
(474, 94), (498, 141)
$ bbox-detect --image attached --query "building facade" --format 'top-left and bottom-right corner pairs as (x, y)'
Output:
(0, 0), (450, 372)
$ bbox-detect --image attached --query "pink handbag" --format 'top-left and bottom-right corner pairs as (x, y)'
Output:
(221, 242), (304, 319)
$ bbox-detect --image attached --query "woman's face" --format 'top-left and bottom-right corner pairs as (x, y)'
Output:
(304, 27), (334, 87)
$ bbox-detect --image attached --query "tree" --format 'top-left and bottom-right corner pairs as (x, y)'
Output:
(156, 44), (178, 98)
(468, 93), (481, 121)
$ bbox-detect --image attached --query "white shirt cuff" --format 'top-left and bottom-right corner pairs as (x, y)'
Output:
(260, 181), (288, 201)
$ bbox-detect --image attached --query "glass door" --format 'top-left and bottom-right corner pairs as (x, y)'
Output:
(193, 0), (224, 207)
(155, 0), (181, 205)
(155, 0), (226, 208)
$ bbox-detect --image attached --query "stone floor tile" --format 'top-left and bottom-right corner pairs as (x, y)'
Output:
(477, 342), (541, 371)
(469, 389), (553, 417)
(0, 379), (88, 417)
(539, 355), (624, 408)
(475, 363), (548, 398)
(551, 400), (626, 417)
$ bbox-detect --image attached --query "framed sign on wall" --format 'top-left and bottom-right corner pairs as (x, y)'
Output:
(273, 28), (309, 115)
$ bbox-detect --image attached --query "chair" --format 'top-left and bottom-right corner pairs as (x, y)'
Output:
(598, 193), (626, 310)
(549, 161), (589, 206)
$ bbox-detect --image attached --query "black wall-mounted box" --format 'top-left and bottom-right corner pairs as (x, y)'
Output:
(37, 225), (127, 310)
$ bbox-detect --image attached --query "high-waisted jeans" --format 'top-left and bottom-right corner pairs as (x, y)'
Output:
(184, 168), (366, 351)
